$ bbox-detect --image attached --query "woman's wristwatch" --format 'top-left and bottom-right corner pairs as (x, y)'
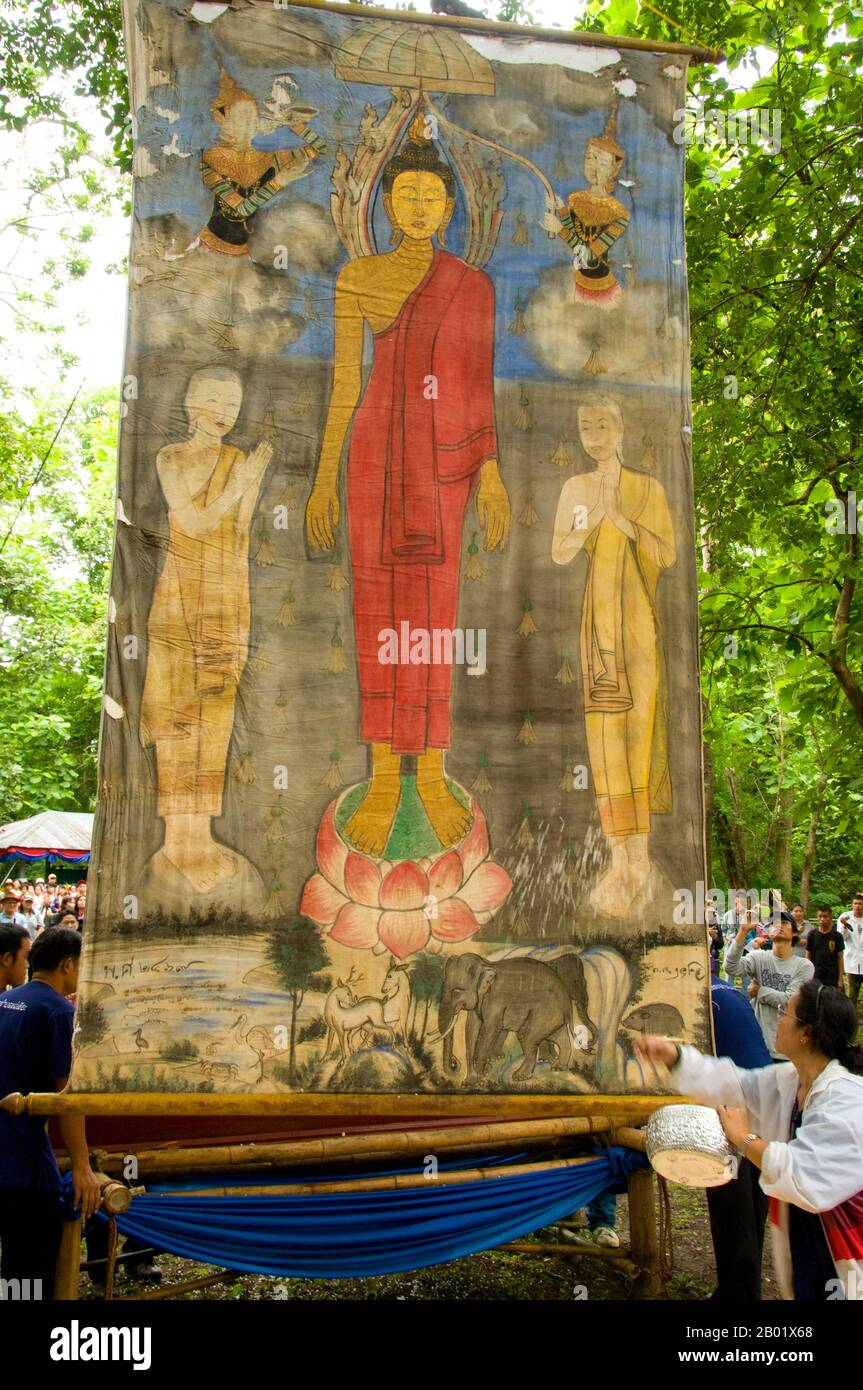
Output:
(739, 1132), (759, 1158)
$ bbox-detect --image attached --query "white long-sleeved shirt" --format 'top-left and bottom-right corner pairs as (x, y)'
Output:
(671, 1047), (863, 1299)
(838, 912), (863, 974)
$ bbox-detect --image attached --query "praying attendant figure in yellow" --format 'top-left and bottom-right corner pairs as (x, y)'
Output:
(552, 397), (675, 917)
(140, 365), (271, 893)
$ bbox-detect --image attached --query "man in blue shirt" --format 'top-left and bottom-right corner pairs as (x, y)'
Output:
(0, 926), (100, 1297)
(707, 977), (772, 1300)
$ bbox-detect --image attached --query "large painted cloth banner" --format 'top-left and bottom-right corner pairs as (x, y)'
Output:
(75, 0), (710, 1098)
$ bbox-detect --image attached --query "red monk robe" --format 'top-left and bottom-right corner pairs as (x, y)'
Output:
(347, 250), (498, 755)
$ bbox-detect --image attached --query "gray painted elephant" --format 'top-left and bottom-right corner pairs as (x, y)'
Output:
(549, 951), (597, 1051)
(437, 953), (577, 1083)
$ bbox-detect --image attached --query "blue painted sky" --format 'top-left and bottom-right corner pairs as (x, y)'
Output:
(136, 16), (685, 380)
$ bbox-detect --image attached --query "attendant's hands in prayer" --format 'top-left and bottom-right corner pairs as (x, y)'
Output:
(240, 441), (273, 489)
(476, 459), (510, 552)
(717, 1106), (750, 1149)
(600, 474), (623, 522)
(306, 478), (340, 549)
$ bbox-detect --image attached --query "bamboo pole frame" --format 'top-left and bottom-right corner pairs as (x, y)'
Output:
(71, 1114), (614, 1178)
(155, 1152), (599, 1197)
(627, 1168), (661, 1299)
(3, 1089), (683, 1120)
(243, 0), (723, 64)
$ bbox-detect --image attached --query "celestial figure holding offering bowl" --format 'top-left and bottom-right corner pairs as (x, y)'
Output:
(542, 101), (629, 306)
(306, 110), (511, 858)
(140, 365), (271, 893)
(551, 396), (675, 918)
(198, 67), (324, 258)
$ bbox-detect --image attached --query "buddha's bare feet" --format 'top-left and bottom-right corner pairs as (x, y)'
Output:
(344, 744), (401, 857)
(344, 781), (401, 857)
(589, 838), (649, 918)
(417, 750), (471, 849)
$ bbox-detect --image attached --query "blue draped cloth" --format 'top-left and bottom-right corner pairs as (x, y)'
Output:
(78, 1147), (647, 1278)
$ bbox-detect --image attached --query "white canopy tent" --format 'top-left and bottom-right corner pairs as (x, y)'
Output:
(0, 810), (93, 875)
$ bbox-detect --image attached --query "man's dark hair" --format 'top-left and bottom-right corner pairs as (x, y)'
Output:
(817, 905), (833, 916)
(795, 981), (863, 1075)
(0, 923), (29, 958)
(29, 926), (82, 972)
(853, 892), (863, 902)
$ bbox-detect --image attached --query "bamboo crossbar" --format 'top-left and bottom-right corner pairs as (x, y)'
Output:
(74, 1115), (614, 1177)
(156, 1153), (598, 1197)
(2, 1090), (682, 1120)
(245, 0), (723, 63)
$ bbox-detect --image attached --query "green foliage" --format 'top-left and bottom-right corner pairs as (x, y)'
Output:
(76, 996), (108, 1047)
(161, 1038), (199, 1061)
(410, 953), (445, 1005)
(105, 906), (268, 939)
(297, 1015), (327, 1043)
(0, 389), (117, 822)
(267, 917), (330, 995)
(585, 0), (863, 898)
(0, 0), (129, 166)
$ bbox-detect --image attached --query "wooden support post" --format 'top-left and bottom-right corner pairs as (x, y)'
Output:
(627, 1168), (660, 1300)
(53, 1217), (82, 1302)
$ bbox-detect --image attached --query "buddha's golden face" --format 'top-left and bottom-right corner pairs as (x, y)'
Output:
(387, 171), (452, 240)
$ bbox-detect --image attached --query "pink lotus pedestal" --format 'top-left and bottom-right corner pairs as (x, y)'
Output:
(300, 779), (512, 960)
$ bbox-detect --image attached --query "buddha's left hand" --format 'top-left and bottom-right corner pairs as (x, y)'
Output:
(477, 460), (510, 552)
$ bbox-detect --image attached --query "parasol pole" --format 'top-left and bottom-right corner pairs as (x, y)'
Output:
(427, 99), (557, 209)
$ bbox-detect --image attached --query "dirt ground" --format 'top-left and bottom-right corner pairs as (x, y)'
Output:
(80, 1180), (780, 1302)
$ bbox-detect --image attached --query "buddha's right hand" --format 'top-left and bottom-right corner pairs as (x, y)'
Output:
(306, 478), (340, 549)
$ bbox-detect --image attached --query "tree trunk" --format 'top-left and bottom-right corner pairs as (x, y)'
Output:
(773, 784), (794, 897)
(800, 766), (827, 914)
(702, 717), (715, 886)
(723, 767), (749, 885)
(289, 990), (298, 1086)
(420, 1000), (429, 1042)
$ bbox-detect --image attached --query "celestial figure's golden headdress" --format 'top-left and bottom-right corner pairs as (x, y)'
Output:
(212, 68), (257, 124)
(587, 96), (625, 169)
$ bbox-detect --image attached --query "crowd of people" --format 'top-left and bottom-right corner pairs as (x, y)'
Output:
(0, 874), (88, 938)
(707, 891), (862, 1058)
